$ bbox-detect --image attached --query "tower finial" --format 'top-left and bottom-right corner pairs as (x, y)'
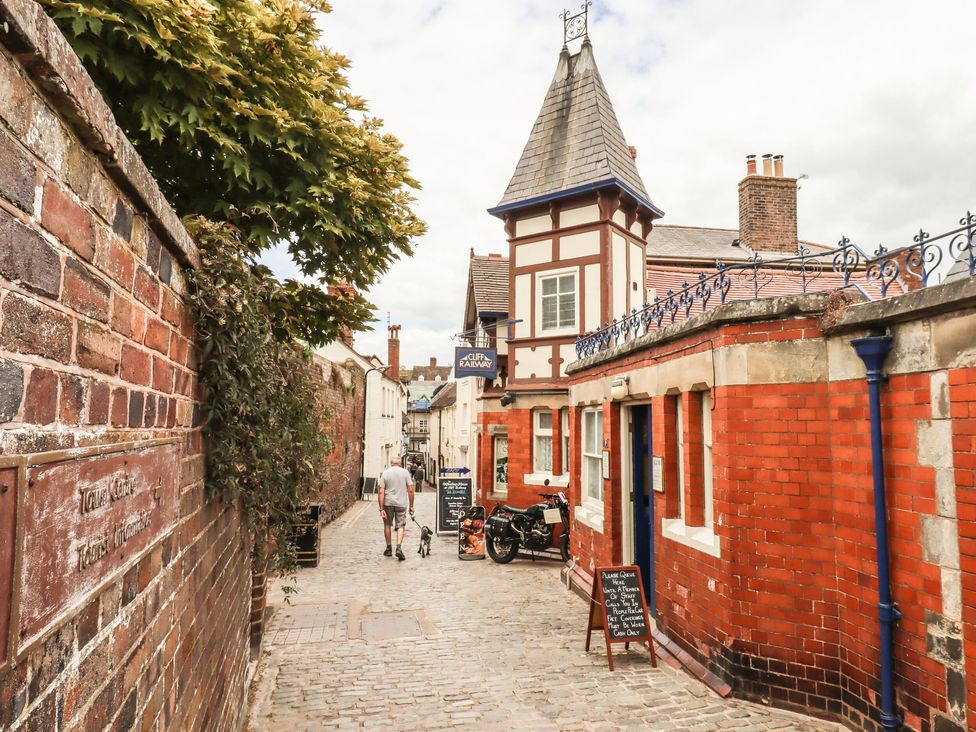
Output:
(560, 2), (592, 45)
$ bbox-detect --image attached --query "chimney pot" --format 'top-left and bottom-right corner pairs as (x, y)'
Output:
(761, 154), (773, 176)
(628, 146), (638, 161)
(746, 155), (757, 175)
(773, 154), (784, 177)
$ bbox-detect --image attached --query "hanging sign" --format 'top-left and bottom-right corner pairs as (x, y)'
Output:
(585, 565), (657, 671)
(457, 505), (485, 560)
(454, 347), (498, 379)
(436, 478), (472, 535)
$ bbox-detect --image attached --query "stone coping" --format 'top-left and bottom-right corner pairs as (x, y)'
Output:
(566, 293), (832, 375)
(826, 275), (976, 332)
(0, 0), (199, 267)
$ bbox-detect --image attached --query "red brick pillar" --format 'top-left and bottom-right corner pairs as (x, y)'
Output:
(682, 391), (705, 526)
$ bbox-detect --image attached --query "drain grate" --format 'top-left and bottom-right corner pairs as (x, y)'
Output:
(267, 603), (347, 645)
(360, 612), (423, 641)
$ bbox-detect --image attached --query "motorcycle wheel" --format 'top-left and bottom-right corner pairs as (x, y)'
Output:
(485, 529), (520, 564)
(559, 532), (570, 562)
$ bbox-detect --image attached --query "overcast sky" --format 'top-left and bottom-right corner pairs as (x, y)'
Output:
(259, 0), (976, 369)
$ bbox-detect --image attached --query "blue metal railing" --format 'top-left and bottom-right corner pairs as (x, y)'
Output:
(575, 211), (976, 359)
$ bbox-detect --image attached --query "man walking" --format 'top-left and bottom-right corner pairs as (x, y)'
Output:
(378, 456), (414, 560)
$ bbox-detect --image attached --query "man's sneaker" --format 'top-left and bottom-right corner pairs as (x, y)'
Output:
(395, 547), (405, 561)
(383, 547), (393, 557)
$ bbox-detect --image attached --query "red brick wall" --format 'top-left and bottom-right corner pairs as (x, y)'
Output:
(0, 12), (249, 732)
(312, 354), (365, 524)
(566, 302), (975, 731)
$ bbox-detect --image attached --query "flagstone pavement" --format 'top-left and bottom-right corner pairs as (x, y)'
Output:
(246, 491), (842, 732)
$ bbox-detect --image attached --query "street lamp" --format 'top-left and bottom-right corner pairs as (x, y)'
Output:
(359, 364), (388, 500)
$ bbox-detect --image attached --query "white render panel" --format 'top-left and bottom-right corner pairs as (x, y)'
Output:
(560, 230), (600, 259)
(630, 221), (641, 235)
(514, 345), (553, 379)
(584, 263), (601, 331)
(516, 214), (551, 237)
(515, 274), (531, 337)
(557, 344), (573, 376)
(612, 233), (626, 320)
(629, 243), (643, 309)
(613, 209), (627, 227)
(515, 239), (552, 267)
(561, 204), (600, 228)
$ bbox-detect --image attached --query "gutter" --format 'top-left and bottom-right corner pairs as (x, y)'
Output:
(850, 335), (901, 730)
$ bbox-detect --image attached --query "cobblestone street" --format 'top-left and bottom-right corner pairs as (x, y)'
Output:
(247, 492), (840, 731)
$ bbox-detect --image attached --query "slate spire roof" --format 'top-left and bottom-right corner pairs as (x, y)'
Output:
(490, 39), (663, 219)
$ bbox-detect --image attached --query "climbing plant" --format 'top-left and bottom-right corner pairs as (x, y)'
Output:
(187, 218), (332, 578)
(41, 0), (425, 344)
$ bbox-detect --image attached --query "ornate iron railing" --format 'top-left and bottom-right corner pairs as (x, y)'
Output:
(575, 211), (976, 359)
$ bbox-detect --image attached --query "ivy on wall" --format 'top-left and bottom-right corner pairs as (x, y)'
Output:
(187, 219), (331, 578)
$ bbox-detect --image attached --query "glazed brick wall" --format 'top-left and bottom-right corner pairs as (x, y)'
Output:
(310, 354), (365, 525)
(565, 308), (974, 732)
(0, 16), (249, 732)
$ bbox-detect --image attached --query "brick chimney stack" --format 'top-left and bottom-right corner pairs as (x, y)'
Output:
(738, 153), (798, 255)
(328, 283), (355, 347)
(429, 357), (436, 369)
(387, 325), (401, 381)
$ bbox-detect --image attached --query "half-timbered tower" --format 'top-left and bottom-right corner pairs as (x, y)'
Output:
(471, 31), (662, 509)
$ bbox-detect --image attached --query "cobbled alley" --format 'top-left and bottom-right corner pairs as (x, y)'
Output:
(247, 493), (840, 731)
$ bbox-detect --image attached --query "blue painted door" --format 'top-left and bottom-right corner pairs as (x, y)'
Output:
(630, 405), (654, 615)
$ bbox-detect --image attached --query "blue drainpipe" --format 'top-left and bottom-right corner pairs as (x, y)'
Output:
(850, 335), (901, 730)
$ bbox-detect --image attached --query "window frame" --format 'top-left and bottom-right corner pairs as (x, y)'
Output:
(560, 408), (570, 475)
(536, 268), (578, 335)
(581, 407), (604, 505)
(493, 436), (508, 497)
(533, 410), (553, 474)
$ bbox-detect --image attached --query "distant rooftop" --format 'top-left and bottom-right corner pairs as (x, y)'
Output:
(648, 224), (831, 264)
(470, 253), (509, 314)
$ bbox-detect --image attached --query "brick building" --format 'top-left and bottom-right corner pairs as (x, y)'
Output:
(465, 24), (975, 732)
(0, 4), (251, 729)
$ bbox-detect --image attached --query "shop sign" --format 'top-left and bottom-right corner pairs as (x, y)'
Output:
(454, 347), (498, 379)
(585, 565), (657, 671)
(457, 505), (485, 560)
(436, 478), (472, 535)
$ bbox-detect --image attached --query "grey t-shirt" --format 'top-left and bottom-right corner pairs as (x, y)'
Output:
(379, 466), (413, 508)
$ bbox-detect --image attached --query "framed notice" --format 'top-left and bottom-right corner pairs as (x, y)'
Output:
(602, 450), (610, 479)
(652, 457), (664, 493)
(585, 565), (657, 671)
(436, 478), (472, 535)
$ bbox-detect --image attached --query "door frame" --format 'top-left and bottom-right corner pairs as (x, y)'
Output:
(620, 403), (651, 554)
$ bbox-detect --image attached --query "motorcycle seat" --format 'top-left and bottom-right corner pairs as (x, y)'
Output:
(501, 505), (536, 515)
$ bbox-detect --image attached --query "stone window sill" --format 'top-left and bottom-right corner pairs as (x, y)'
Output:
(661, 518), (721, 558)
(523, 473), (569, 488)
(575, 501), (604, 534)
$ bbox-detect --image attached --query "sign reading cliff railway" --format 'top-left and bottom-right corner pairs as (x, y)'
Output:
(454, 347), (498, 379)
(8, 439), (181, 658)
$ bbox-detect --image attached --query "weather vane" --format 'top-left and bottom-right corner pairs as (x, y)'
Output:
(560, 2), (592, 45)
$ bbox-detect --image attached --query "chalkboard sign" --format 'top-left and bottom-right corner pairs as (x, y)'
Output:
(585, 565), (656, 671)
(436, 478), (472, 535)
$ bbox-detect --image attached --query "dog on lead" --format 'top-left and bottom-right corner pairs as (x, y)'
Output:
(413, 515), (432, 558)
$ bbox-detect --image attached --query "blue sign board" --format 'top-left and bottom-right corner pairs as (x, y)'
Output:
(454, 347), (498, 379)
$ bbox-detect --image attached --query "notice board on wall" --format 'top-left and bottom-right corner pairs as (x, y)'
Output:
(585, 565), (656, 671)
(436, 478), (472, 535)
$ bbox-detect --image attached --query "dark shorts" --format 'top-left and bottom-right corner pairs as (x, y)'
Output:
(383, 506), (407, 530)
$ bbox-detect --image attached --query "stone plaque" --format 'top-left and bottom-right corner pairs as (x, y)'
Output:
(14, 440), (180, 656)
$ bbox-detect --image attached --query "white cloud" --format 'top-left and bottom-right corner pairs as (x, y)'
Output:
(261, 0), (976, 369)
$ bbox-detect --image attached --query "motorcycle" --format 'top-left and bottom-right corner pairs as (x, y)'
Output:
(484, 481), (571, 564)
